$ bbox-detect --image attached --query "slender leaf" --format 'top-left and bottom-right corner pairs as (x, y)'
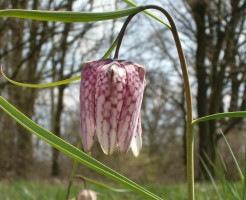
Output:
(1, 37), (116, 88)
(200, 157), (223, 200)
(71, 143), (81, 180)
(217, 151), (227, 173)
(203, 151), (230, 197)
(203, 152), (225, 183)
(74, 175), (130, 193)
(0, 97), (163, 200)
(193, 111), (246, 125)
(0, 7), (143, 22)
(66, 143), (81, 200)
(225, 181), (241, 200)
(242, 148), (246, 200)
(216, 152), (232, 198)
(219, 129), (244, 182)
(1, 66), (80, 88)
(203, 146), (243, 199)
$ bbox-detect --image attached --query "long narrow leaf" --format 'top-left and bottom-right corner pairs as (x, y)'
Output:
(200, 158), (223, 200)
(243, 149), (246, 200)
(192, 112), (246, 125)
(225, 181), (241, 200)
(216, 152), (233, 198)
(74, 175), (130, 193)
(1, 66), (80, 88)
(203, 152), (225, 183)
(218, 151), (227, 173)
(203, 151), (230, 197)
(204, 146), (242, 199)
(0, 97), (162, 200)
(1, 37), (116, 88)
(66, 143), (81, 200)
(219, 129), (244, 182)
(0, 7), (142, 22)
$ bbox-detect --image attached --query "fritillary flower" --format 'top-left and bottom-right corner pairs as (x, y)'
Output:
(80, 59), (145, 156)
(76, 189), (97, 200)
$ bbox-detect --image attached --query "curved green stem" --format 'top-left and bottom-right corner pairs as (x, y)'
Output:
(123, 0), (171, 28)
(113, 5), (194, 199)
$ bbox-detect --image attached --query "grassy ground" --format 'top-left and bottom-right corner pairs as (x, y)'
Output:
(0, 180), (220, 200)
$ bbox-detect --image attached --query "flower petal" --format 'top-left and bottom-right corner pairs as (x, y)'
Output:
(80, 60), (111, 153)
(117, 62), (145, 153)
(95, 62), (127, 155)
(131, 116), (142, 157)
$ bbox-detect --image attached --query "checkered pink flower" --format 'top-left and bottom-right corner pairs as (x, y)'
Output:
(80, 59), (145, 156)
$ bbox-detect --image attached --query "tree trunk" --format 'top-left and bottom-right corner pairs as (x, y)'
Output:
(51, 85), (66, 176)
(188, 0), (217, 179)
(187, 0), (246, 179)
(50, 0), (72, 176)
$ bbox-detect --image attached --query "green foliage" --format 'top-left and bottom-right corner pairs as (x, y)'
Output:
(1, 66), (81, 88)
(201, 131), (245, 200)
(0, 3), (172, 200)
(0, 181), (225, 200)
(193, 112), (246, 124)
(0, 7), (142, 22)
(0, 97), (162, 200)
(123, 0), (171, 28)
(243, 151), (246, 199)
(0, 2), (245, 200)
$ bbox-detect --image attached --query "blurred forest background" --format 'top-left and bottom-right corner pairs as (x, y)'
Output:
(0, 0), (245, 185)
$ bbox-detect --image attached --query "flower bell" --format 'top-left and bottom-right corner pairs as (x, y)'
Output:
(77, 189), (97, 200)
(80, 59), (145, 157)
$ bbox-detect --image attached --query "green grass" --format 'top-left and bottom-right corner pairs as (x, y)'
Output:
(0, 180), (224, 200)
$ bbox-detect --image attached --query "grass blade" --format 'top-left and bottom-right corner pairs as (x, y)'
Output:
(219, 129), (244, 182)
(243, 149), (246, 200)
(74, 175), (130, 193)
(0, 96), (162, 200)
(217, 151), (227, 172)
(225, 181), (241, 200)
(203, 145), (242, 199)
(200, 157), (223, 200)
(203, 152), (224, 180)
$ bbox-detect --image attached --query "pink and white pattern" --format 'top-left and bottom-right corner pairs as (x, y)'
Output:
(80, 59), (145, 157)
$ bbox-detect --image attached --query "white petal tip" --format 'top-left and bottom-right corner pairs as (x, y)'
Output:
(131, 138), (142, 157)
(131, 147), (141, 157)
(100, 144), (115, 156)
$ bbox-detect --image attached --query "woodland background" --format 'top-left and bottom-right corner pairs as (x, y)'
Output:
(0, 0), (245, 184)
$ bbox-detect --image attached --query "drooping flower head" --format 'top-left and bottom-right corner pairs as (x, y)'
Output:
(80, 59), (145, 157)
(77, 189), (97, 200)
